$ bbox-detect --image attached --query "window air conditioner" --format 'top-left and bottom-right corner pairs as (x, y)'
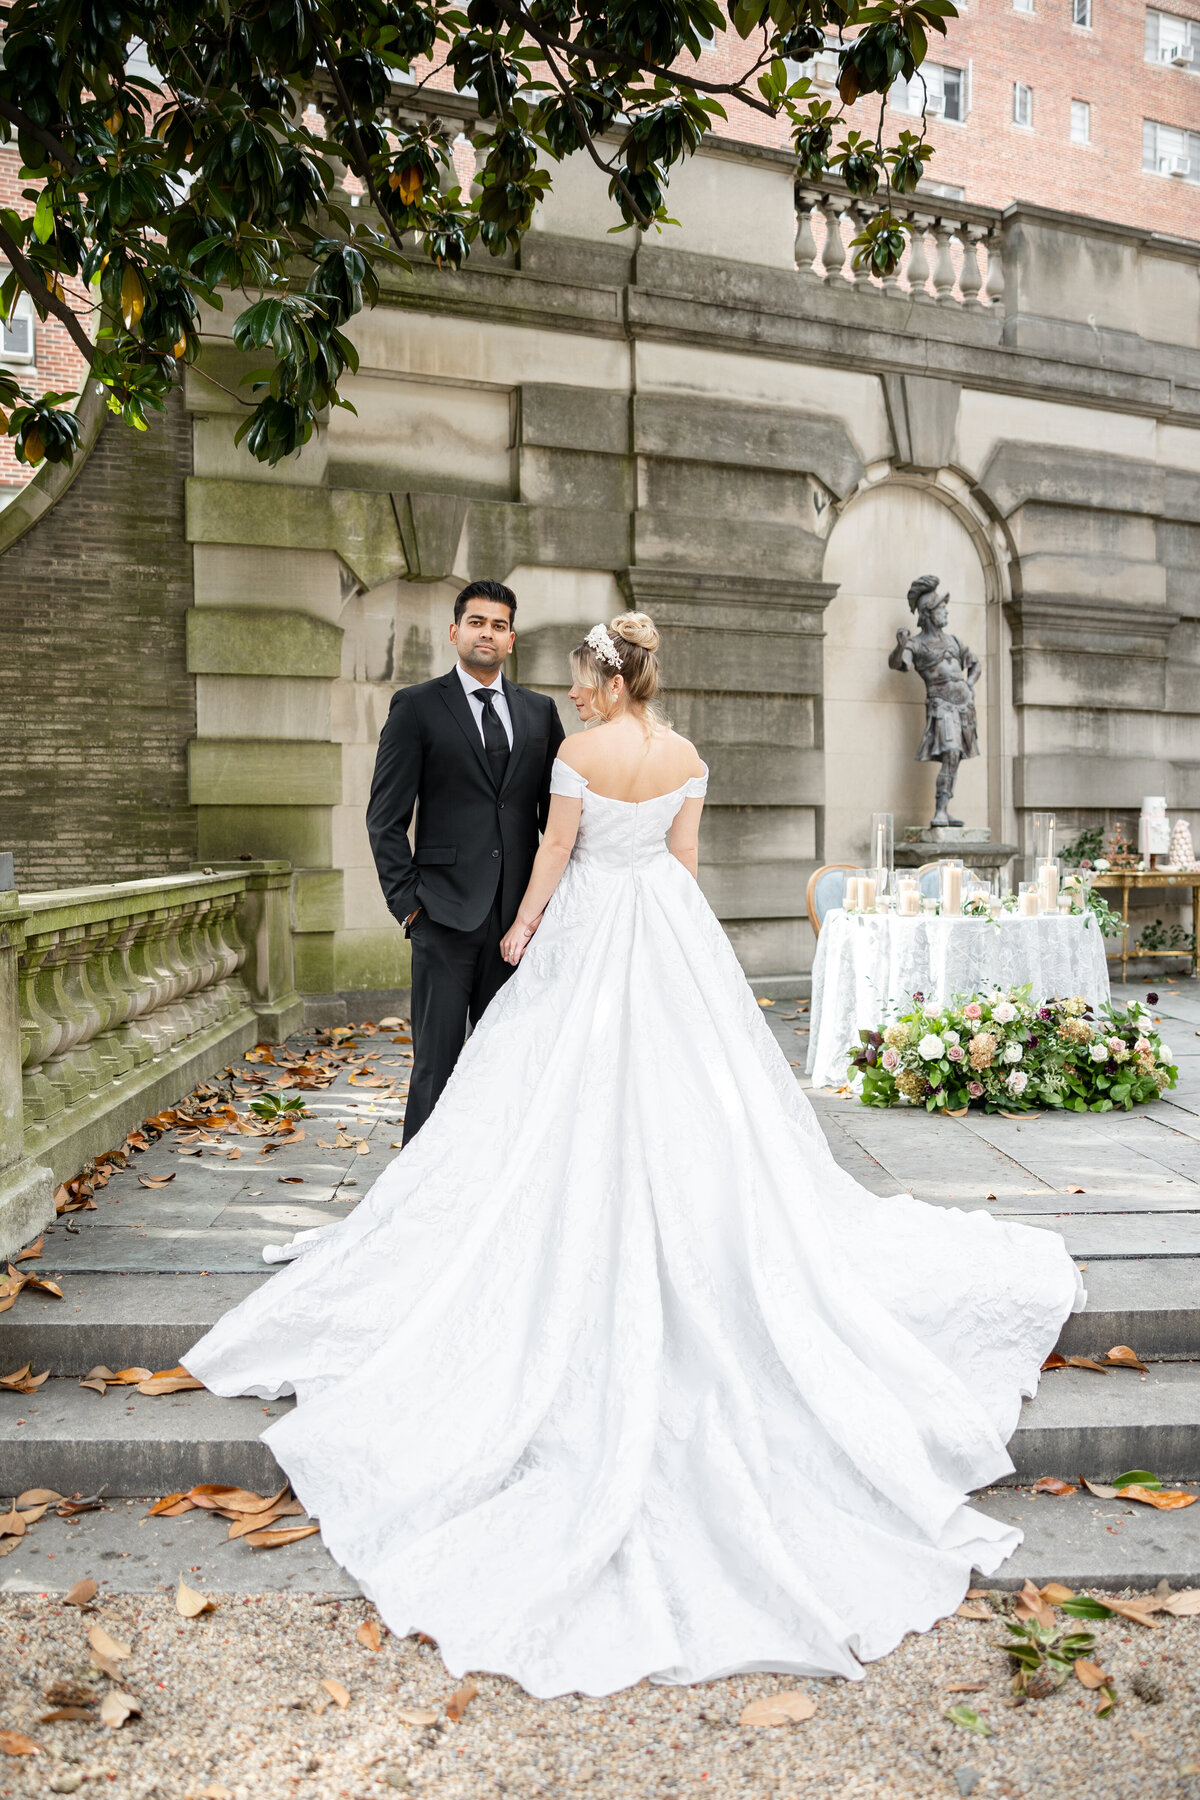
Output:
(814, 50), (841, 83)
(1160, 153), (1191, 175)
(925, 92), (947, 115)
(0, 312), (33, 363)
(1160, 42), (1193, 63)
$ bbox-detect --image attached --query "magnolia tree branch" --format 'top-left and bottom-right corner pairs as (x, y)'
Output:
(0, 219), (95, 364)
(307, 13), (415, 262)
(0, 96), (83, 175)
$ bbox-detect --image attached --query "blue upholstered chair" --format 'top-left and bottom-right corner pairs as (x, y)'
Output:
(915, 862), (943, 899)
(805, 864), (858, 935)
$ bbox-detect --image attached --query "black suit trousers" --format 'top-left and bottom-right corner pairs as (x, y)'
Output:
(403, 894), (513, 1143)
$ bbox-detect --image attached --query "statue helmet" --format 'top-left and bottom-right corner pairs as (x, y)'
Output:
(906, 574), (942, 616)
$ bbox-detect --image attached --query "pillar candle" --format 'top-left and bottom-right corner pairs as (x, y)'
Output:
(942, 866), (963, 915)
(858, 875), (876, 912)
(843, 876), (859, 912)
(1038, 861), (1059, 912)
(1019, 888), (1040, 916)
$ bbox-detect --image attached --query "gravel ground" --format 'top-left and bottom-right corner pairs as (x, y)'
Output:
(2, 1589), (1199, 1800)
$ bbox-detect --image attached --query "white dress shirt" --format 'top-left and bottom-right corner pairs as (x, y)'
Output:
(457, 662), (514, 749)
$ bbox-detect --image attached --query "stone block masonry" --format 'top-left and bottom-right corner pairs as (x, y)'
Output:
(0, 385), (198, 891)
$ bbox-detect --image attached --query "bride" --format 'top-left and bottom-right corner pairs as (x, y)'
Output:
(185, 610), (1083, 1700)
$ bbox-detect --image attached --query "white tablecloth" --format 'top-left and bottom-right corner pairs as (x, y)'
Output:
(806, 911), (1112, 1090)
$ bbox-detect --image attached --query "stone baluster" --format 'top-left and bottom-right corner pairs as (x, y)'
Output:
(931, 220), (961, 303)
(177, 903), (219, 1034)
(958, 226), (986, 307)
(37, 935), (96, 1105)
(126, 911), (177, 1055)
(882, 208), (910, 299)
(108, 916), (155, 1064)
(983, 227), (1006, 312)
(904, 215), (934, 301)
(0, 885), (54, 1261)
(815, 197), (848, 281)
(83, 923), (137, 1080)
(17, 939), (66, 1123)
(795, 196), (821, 276)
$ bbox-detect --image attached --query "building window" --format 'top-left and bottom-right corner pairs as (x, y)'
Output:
(890, 63), (967, 121)
(783, 37), (842, 88)
(1070, 98), (1091, 142)
(1013, 0), (1034, 13)
(1144, 118), (1200, 178)
(1013, 82), (1034, 127)
(0, 283), (34, 366)
(1146, 8), (1197, 67)
(1072, 0), (1092, 24)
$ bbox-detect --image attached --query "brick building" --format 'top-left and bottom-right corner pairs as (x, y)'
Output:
(701, 0), (1200, 235)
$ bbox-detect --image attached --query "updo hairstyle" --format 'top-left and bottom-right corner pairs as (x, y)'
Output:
(571, 612), (664, 723)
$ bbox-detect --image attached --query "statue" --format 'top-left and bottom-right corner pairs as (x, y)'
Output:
(888, 574), (981, 828)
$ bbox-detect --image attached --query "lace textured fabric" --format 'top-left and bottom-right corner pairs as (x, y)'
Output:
(186, 758), (1084, 1698)
(807, 911), (1112, 1089)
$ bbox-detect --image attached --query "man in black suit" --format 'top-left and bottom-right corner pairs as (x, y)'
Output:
(367, 580), (565, 1142)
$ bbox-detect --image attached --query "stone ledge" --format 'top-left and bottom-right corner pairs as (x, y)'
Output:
(188, 739), (343, 807)
(187, 607), (343, 678)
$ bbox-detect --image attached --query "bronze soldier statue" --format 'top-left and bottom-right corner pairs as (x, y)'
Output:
(888, 573), (981, 828)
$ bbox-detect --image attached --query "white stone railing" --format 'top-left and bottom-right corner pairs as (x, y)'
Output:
(0, 861), (303, 1258)
(795, 181), (1005, 311)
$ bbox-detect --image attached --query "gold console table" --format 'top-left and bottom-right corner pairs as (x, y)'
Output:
(1089, 869), (1200, 981)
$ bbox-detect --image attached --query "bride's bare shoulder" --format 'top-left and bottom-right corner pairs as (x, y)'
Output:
(661, 729), (706, 780)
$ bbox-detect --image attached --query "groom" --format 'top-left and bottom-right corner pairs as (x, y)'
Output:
(367, 579), (565, 1142)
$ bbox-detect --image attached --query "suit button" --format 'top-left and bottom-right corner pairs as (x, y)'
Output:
(492, 850), (500, 858)
(499, 802), (505, 810)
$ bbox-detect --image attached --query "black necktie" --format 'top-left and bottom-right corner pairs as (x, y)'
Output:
(475, 686), (510, 789)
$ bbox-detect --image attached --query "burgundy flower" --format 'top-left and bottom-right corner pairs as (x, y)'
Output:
(1147, 992), (1159, 1004)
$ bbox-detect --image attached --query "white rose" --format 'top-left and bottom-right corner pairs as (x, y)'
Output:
(1003, 1041), (1023, 1063)
(1089, 1043), (1108, 1062)
(1159, 1045), (1173, 1063)
(943, 1029), (961, 1046)
(1006, 1070), (1028, 1095)
(923, 1002), (942, 1019)
(1094, 857), (1110, 871)
(987, 990), (1005, 1005)
(917, 1034), (945, 1061)
(992, 1002), (1018, 1024)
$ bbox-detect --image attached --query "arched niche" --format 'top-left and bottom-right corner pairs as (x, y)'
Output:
(820, 476), (1013, 866)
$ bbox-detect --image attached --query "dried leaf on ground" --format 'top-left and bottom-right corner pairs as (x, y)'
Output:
(0, 1276), (26, 1314)
(355, 1139), (370, 1154)
(943, 1705), (993, 1736)
(445, 1679), (479, 1721)
(1014, 1579), (1056, 1630)
(24, 1275), (63, 1298)
(146, 1492), (191, 1516)
(15, 1238), (43, 1261)
(1118, 1483), (1197, 1510)
(1041, 1353), (1067, 1371)
(357, 1619), (382, 1651)
(17, 1503), (50, 1524)
(1163, 1589), (1200, 1616)
(1106, 1345), (1148, 1371)
(176, 1579), (217, 1617)
(105, 1368), (152, 1385)
(955, 1603), (991, 1620)
(243, 1524), (320, 1549)
(1040, 1582), (1076, 1604)
(57, 1489), (106, 1517)
(64, 1579), (99, 1608)
(944, 1682), (986, 1693)
(87, 1622), (131, 1662)
(0, 1506), (27, 1538)
(0, 1731), (41, 1755)
(98, 1691), (140, 1730)
(136, 1173), (176, 1188)
(227, 1510), (291, 1540)
(1081, 1475), (1119, 1499)
(396, 1708), (439, 1726)
(137, 1373), (204, 1395)
(1066, 1357), (1110, 1374)
(739, 1689), (816, 1727)
(0, 1362), (49, 1393)
(1063, 1185), (1086, 1194)
(1031, 1477), (1077, 1497)
(321, 1679), (350, 1708)
(18, 1489), (62, 1507)
(39, 1706), (93, 1722)
(1074, 1659), (1110, 1688)
(185, 1485), (252, 1510)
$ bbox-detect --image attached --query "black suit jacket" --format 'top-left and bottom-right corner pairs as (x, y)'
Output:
(366, 669), (566, 933)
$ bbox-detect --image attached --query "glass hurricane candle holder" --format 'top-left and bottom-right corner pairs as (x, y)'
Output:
(842, 872), (860, 912)
(896, 877), (920, 917)
(939, 858), (964, 915)
(1032, 812), (1056, 866)
(1036, 857), (1060, 913)
(869, 812), (894, 900)
(856, 867), (877, 912)
(1018, 881), (1041, 917)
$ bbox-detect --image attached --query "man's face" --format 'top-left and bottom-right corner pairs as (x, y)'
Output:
(930, 595), (949, 629)
(450, 602), (515, 679)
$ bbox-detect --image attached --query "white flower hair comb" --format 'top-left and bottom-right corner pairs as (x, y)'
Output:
(585, 623), (622, 669)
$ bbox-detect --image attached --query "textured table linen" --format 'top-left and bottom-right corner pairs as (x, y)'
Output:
(807, 911), (1112, 1090)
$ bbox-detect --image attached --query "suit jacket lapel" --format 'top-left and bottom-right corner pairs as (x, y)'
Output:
(437, 672), (493, 786)
(498, 677), (527, 799)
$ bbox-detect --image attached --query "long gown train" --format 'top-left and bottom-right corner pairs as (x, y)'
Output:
(185, 763), (1084, 1698)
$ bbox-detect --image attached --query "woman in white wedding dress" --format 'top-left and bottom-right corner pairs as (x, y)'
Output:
(185, 611), (1084, 1700)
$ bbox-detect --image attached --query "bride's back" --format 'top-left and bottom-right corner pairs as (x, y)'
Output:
(561, 718), (705, 804)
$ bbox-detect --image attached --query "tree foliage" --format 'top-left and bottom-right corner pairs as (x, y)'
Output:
(0, 0), (956, 467)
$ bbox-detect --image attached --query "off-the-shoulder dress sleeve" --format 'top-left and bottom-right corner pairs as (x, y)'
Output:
(684, 762), (709, 799)
(549, 758), (590, 799)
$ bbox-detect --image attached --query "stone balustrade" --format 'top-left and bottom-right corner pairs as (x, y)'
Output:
(0, 861), (303, 1258)
(795, 182), (1005, 311)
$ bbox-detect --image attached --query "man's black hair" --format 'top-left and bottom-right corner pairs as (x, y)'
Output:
(454, 579), (516, 627)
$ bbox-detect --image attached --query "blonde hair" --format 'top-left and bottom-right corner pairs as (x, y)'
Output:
(571, 613), (666, 726)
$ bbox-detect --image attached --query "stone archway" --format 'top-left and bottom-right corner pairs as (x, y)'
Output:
(820, 472), (1015, 867)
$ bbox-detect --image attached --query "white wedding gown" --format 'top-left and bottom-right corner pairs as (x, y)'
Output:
(186, 760), (1084, 1698)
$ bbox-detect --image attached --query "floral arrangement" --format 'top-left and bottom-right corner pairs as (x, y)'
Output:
(850, 987), (1177, 1114)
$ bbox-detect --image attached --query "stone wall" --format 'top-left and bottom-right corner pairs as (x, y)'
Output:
(0, 387), (196, 891)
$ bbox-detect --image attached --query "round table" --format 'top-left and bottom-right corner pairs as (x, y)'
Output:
(806, 910), (1112, 1091)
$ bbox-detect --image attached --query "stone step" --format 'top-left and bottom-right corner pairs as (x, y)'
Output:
(1007, 1360), (1200, 1484)
(1055, 1258), (1200, 1359)
(3, 1273), (270, 1377)
(0, 1381), (290, 1498)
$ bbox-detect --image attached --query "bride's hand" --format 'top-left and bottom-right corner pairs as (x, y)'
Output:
(501, 915), (540, 965)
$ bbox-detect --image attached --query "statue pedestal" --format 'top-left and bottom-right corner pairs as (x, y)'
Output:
(894, 826), (1017, 876)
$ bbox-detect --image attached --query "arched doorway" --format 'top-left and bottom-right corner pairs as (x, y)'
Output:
(821, 477), (1011, 867)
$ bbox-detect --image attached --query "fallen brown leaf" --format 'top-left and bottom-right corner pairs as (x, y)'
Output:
(1163, 1589), (1200, 1616)
(56, 1489), (106, 1517)
(39, 1706), (93, 1722)
(17, 1503), (50, 1524)
(1118, 1484), (1197, 1511)
(1081, 1475), (1119, 1499)
(23, 1275), (63, 1298)
(105, 1368), (152, 1386)
(1074, 1659), (1110, 1689)
(243, 1524), (320, 1549)
(64, 1579), (99, 1608)
(137, 1374), (204, 1395)
(1041, 1353), (1067, 1371)
(226, 1510), (292, 1540)
(445, 1679), (478, 1721)
(355, 1139), (370, 1154)
(1063, 1185), (1086, 1194)
(0, 1730), (41, 1755)
(176, 1578), (217, 1617)
(321, 1679), (350, 1709)
(17, 1489), (62, 1507)
(739, 1690), (816, 1727)
(87, 1622), (131, 1662)
(396, 1707), (439, 1726)
(145, 1492), (189, 1516)
(357, 1619), (382, 1651)
(1014, 1579), (1055, 1630)
(98, 1691), (140, 1730)
(1067, 1357), (1110, 1374)
(1092, 1596), (1163, 1628)
(955, 1603), (991, 1620)
(136, 1173), (176, 1188)
(15, 1237), (43, 1261)
(0, 1506), (27, 1539)
(1041, 1582), (1076, 1604)
(1031, 1477), (1077, 1497)
(943, 1682), (987, 1693)
(1106, 1345), (1148, 1372)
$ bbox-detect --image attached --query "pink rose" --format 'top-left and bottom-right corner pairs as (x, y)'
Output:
(963, 1003), (983, 1021)
(1134, 1037), (1151, 1054)
(948, 1045), (965, 1062)
(881, 1047), (900, 1071)
(968, 1080), (984, 1098)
